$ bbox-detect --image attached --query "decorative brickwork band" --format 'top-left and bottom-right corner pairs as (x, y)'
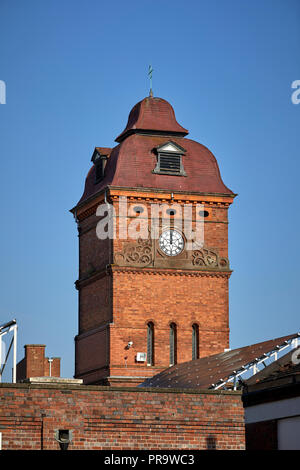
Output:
(192, 247), (229, 270)
(114, 237), (153, 267)
(114, 241), (230, 272)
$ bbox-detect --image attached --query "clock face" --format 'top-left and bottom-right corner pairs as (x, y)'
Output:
(159, 230), (184, 256)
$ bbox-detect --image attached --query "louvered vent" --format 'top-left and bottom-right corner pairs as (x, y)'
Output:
(159, 153), (181, 173)
(152, 141), (187, 176)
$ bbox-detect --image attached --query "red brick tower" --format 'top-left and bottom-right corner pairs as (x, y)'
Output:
(71, 95), (235, 386)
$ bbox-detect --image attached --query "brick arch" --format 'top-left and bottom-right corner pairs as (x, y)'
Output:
(144, 319), (156, 327)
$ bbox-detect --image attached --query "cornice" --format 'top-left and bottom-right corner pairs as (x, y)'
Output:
(75, 268), (109, 289)
(110, 265), (232, 278)
(75, 264), (232, 289)
(72, 186), (236, 221)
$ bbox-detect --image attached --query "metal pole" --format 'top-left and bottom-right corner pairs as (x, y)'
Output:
(13, 324), (17, 383)
(0, 320), (17, 383)
(48, 358), (53, 377)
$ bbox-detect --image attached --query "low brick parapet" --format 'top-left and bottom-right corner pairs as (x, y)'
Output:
(0, 382), (245, 450)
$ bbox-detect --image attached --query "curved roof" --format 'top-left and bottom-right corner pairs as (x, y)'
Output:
(76, 96), (234, 207)
(115, 96), (188, 142)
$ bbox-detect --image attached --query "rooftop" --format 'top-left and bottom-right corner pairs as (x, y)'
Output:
(115, 96), (189, 143)
(140, 332), (300, 391)
(75, 95), (235, 208)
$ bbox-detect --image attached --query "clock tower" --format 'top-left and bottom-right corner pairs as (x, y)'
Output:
(71, 95), (235, 386)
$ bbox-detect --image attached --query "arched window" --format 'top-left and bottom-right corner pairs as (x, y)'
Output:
(169, 323), (177, 366)
(147, 322), (154, 366)
(192, 324), (199, 360)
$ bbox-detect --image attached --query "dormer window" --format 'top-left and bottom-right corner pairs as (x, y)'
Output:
(153, 141), (186, 176)
(91, 149), (108, 184)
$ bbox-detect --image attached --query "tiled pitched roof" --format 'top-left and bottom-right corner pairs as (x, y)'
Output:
(245, 348), (300, 387)
(94, 147), (112, 157)
(139, 333), (300, 390)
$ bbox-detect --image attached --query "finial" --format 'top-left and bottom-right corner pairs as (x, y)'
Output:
(148, 65), (153, 97)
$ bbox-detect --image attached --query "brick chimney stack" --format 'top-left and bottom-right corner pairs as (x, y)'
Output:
(16, 345), (60, 381)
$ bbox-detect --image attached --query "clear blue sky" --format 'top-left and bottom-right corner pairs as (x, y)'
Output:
(0, 0), (299, 380)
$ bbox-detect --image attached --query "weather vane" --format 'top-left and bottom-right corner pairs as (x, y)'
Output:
(148, 65), (153, 97)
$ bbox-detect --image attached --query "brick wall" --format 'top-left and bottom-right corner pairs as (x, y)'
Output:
(0, 382), (245, 450)
(75, 191), (232, 385)
(109, 268), (229, 376)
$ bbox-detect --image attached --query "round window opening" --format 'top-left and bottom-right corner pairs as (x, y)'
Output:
(133, 206), (144, 214)
(166, 209), (176, 216)
(198, 210), (209, 218)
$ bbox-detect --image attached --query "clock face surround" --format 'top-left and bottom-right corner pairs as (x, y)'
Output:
(159, 230), (184, 257)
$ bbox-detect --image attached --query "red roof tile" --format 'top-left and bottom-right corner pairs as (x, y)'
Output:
(246, 348), (300, 387)
(94, 147), (112, 157)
